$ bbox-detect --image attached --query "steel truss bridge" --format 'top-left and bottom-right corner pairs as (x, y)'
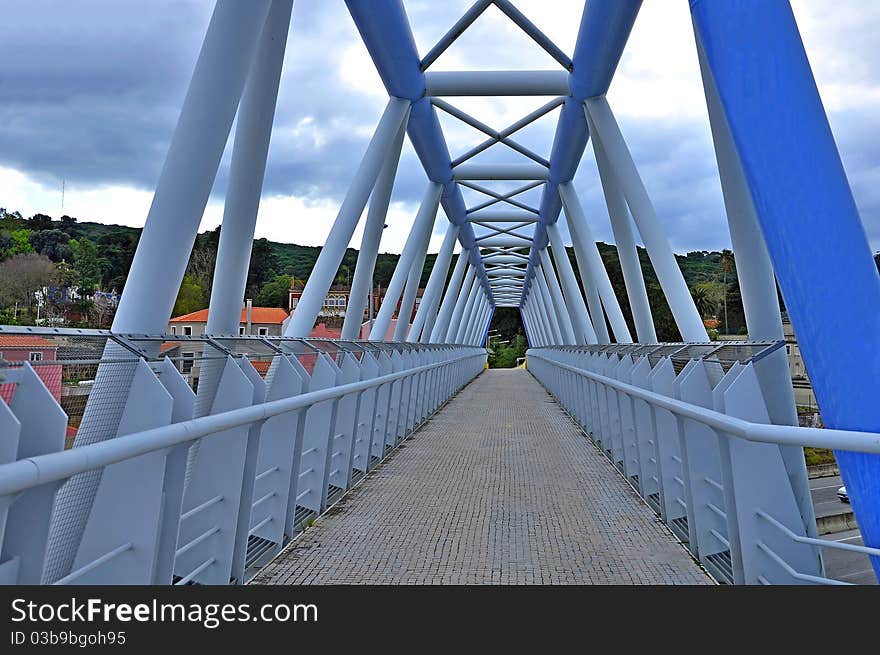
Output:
(1, 0), (879, 585)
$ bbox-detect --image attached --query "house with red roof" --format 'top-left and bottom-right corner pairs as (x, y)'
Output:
(0, 335), (62, 404)
(168, 301), (290, 338)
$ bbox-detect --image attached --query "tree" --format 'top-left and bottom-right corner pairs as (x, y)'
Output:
(0, 253), (58, 315)
(26, 213), (53, 231)
(0, 209), (25, 231)
(173, 274), (205, 317)
(255, 273), (292, 308)
(246, 238), (279, 298)
(69, 238), (105, 295)
(98, 231), (138, 290)
(690, 284), (717, 320)
(29, 229), (73, 262)
(489, 334), (528, 368)
(8, 229), (34, 256)
(720, 248), (735, 334)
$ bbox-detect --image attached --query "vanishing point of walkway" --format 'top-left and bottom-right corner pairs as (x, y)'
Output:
(253, 369), (712, 585)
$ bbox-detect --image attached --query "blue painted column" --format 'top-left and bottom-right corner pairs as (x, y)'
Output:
(692, 0), (880, 577)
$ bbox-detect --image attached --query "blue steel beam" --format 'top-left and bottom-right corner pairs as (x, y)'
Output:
(345, 0), (493, 301)
(520, 0), (643, 305)
(692, 0), (880, 578)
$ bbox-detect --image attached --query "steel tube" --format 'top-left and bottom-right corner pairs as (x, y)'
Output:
(370, 182), (442, 340)
(425, 70), (570, 97)
(286, 97), (411, 337)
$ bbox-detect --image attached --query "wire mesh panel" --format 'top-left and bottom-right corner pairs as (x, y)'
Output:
(0, 329), (140, 449)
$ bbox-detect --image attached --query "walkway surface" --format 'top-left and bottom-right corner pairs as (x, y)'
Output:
(253, 369), (712, 585)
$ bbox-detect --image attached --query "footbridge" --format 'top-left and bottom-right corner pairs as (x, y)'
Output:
(2, 0), (880, 586)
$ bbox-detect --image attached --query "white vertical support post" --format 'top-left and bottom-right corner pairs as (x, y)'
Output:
(114, 0), (272, 333)
(285, 97), (411, 337)
(410, 223), (459, 342)
(558, 183), (632, 344)
(546, 222), (598, 344)
(430, 251), (469, 342)
(443, 264), (476, 342)
(195, 0), (293, 421)
(528, 296), (548, 346)
(520, 306), (533, 347)
(538, 250), (577, 344)
(584, 96), (707, 342)
(370, 182), (443, 340)
(525, 299), (542, 346)
(534, 266), (563, 344)
(454, 276), (481, 344)
(341, 120), (408, 340)
(469, 295), (489, 345)
(43, 0), (273, 586)
(557, 210), (610, 344)
(394, 202), (438, 341)
(461, 294), (479, 346)
(463, 295), (483, 345)
(695, 37), (817, 543)
(519, 299), (541, 348)
(591, 131), (656, 342)
(533, 277), (561, 344)
(478, 302), (494, 346)
(207, 0), (292, 336)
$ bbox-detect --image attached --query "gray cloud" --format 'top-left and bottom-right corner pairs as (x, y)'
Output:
(0, 0), (878, 255)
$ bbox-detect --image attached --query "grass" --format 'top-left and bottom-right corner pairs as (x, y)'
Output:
(804, 447), (836, 467)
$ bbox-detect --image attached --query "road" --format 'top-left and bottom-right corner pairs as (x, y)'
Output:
(810, 474), (846, 518)
(821, 529), (877, 585)
(809, 475), (877, 584)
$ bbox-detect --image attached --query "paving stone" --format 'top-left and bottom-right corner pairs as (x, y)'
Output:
(251, 370), (712, 585)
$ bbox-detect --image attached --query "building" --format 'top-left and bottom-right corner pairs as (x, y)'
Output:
(289, 280), (423, 330)
(168, 303), (290, 338)
(718, 314), (817, 412)
(0, 335), (62, 404)
(782, 317), (817, 410)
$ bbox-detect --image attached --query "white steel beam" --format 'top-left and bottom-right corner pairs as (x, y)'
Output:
(454, 163), (549, 181)
(341, 119), (408, 340)
(425, 70), (570, 96)
(370, 182), (442, 340)
(584, 96), (707, 342)
(430, 253), (469, 342)
(559, 183), (632, 343)
(285, 97), (411, 337)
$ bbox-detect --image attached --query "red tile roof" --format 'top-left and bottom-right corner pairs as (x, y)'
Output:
(310, 323), (341, 339)
(169, 307), (289, 324)
(159, 341), (180, 353)
(0, 335), (56, 348)
(250, 360), (272, 377)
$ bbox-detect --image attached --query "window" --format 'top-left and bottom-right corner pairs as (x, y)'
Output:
(29, 351), (43, 362)
(239, 326), (246, 335)
(171, 326), (177, 335)
(258, 327), (269, 336)
(786, 345), (790, 354)
(338, 297), (346, 307)
(183, 326), (192, 336)
(181, 352), (195, 374)
(290, 296), (298, 308)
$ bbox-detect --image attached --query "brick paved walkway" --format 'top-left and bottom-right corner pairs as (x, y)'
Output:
(252, 369), (712, 585)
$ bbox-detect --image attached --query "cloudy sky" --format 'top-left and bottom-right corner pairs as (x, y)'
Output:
(1, 0), (879, 256)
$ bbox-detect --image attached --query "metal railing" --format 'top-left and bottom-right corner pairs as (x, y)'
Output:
(527, 345), (880, 585)
(0, 326), (486, 585)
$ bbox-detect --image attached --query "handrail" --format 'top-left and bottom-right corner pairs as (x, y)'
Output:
(527, 351), (880, 454)
(0, 350), (484, 498)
